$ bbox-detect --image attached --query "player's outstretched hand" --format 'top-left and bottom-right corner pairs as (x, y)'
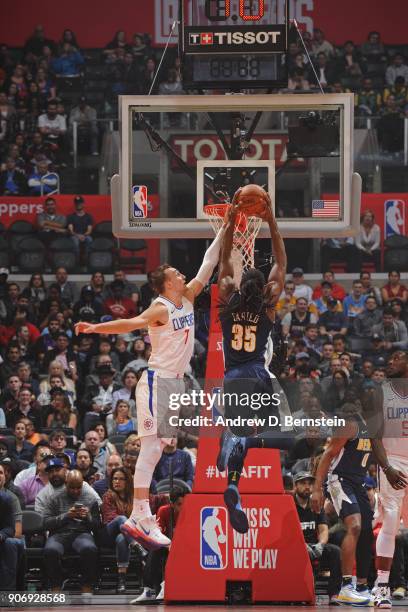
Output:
(259, 192), (275, 221)
(231, 187), (242, 211)
(224, 188), (242, 224)
(75, 322), (96, 335)
(385, 466), (408, 490)
(310, 488), (324, 513)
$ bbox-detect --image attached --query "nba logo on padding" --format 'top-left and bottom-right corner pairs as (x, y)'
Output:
(384, 199), (405, 238)
(200, 507), (228, 570)
(132, 185), (148, 218)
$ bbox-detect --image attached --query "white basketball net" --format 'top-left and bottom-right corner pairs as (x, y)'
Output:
(204, 203), (263, 284)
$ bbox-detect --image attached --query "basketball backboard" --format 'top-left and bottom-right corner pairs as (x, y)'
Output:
(111, 93), (361, 239)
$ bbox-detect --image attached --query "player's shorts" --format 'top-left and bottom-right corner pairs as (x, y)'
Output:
(223, 362), (283, 436)
(136, 368), (185, 441)
(327, 474), (373, 529)
(378, 455), (408, 527)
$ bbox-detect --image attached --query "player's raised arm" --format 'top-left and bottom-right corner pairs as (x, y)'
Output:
(263, 194), (287, 308)
(184, 221), (227, 302)
(217, 190), (242, 302)
(75, 301), (168, 335)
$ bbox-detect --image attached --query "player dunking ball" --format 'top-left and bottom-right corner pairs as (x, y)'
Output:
(75, 226), (226, 549)
(369, 351), (408, 609)
(217, 190), (293, 533)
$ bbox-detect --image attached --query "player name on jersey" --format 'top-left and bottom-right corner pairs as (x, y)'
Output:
(231, 311), (260, 324)
(172, 312), (194, 331)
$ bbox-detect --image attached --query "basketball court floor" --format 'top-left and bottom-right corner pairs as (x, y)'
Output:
(8, 601), (408, 610)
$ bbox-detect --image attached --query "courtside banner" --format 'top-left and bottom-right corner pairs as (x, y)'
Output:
(165, 493), (315, 602)
(323, 192), (408, 255)
(0, 0), (404, 47)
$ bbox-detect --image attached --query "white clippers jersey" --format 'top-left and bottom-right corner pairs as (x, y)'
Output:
(147, 295), (195, 376)
(382, 381), (408, 459)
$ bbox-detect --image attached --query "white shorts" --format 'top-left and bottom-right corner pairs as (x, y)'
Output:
(136, 368), (185, 440)
(379, 456), (408, 527)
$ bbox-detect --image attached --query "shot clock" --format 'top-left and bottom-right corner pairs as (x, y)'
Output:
(180, 0), (288, 89)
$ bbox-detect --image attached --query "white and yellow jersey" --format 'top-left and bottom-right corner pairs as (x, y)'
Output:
(382, 381), (408, 460)
(147, 295), (195, 376)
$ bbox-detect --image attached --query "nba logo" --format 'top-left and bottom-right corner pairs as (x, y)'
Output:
(200, 507), (228, 570)
(385, 199), (406, 238)
(132, 185), (148, 218)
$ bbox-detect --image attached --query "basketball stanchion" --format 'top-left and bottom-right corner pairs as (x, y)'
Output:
(165, 204), (315, 604)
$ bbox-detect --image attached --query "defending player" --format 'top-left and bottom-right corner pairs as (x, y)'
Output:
(75, 225), (227, 549)
(368, 351), (408, 609)
(217, 191), (293, 533)
(311, 401), (374, 606)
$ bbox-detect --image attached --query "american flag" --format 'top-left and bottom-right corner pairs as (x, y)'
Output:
(312, 199), (340, 218)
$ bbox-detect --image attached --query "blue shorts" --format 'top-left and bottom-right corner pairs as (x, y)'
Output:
(327, 477), (373, 530)
(225, 361), (275, 384)
(224, 362), (279, 436)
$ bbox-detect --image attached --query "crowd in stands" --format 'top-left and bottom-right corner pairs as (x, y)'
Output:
(287, 29), (408, 153)
(0, 20), (408, 598)
(0, 26), (183, 196)
(0, 261), (407, 593)
(0, 26), (407, 198)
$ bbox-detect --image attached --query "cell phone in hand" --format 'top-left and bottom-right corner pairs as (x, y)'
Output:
(74, 502), (84, 509)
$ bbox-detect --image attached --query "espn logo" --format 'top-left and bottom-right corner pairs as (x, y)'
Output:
(132, 185), (148, 219)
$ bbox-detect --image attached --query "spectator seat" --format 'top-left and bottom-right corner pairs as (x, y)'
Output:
(0, 428), (14, 436)
(22, 509), (46, 590)
(17, 237), (46, 273)
(0, 234), (10, 268)
(113, 442), (124, 455)
(49, 237), (78, 272)
(328, 262), (347, 274)
(8, 220), (36, 255)
(383, 234), (408, 272)
(15, 460), (31, 472)
(118, 239), (147, 273)
(155, 478), (192, 495)
(87, 237), (115, 273)
(108, 434), (127, 445)
(93, 221), (114, 238)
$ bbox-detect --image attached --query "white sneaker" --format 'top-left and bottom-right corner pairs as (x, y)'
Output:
(373, 585), (392, 608)
(355, 588), (374, 607)
(121, 515), (171, 550)
(130, 588), (157, 603)
(336, 584), (371, 606)
(156, 581), (165, 600)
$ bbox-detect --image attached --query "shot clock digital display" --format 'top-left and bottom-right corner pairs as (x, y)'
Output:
(205, 0), (266, 21)
(181, 0), (288, 89)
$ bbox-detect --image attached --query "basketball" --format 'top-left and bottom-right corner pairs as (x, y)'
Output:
(238, 184), (267, 217)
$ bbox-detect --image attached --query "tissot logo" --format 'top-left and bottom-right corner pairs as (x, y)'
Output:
(200, 32), (213, 45)
(189, 30), (281, 46)
(185, 25), (286, 54)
